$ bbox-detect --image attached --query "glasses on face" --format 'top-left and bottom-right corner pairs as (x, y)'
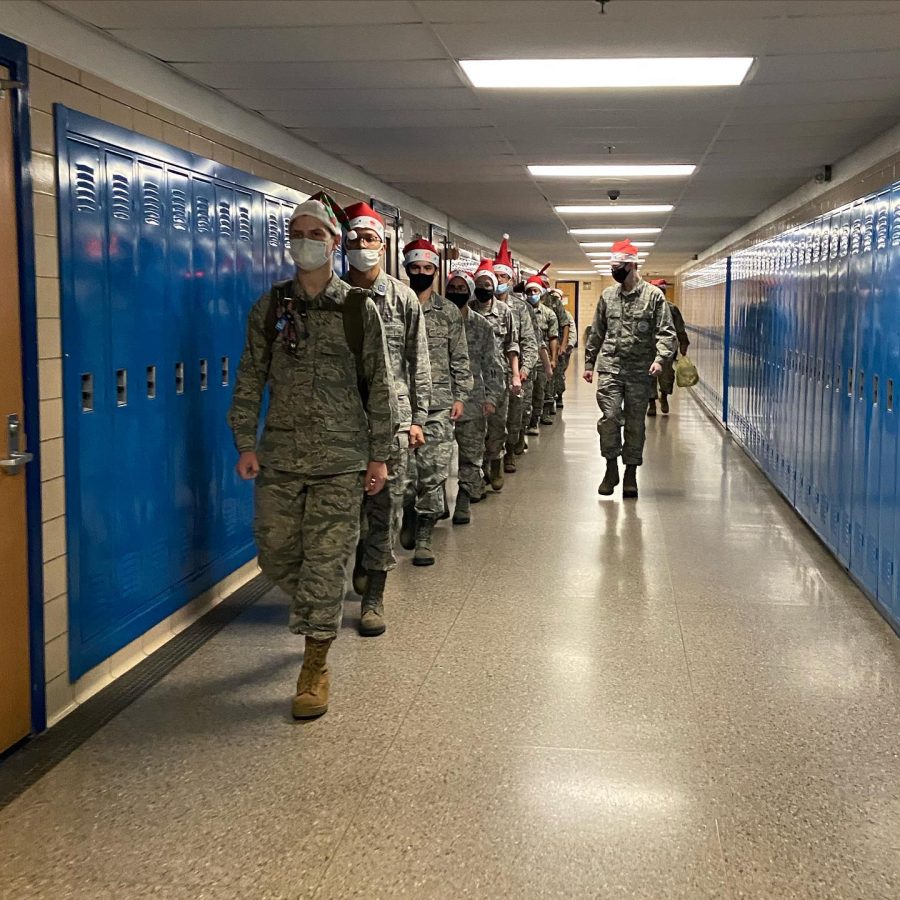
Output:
(348, 233), (383, 249)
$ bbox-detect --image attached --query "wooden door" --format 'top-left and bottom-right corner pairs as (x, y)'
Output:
(0, 65), (33, 752)
(554, 280), (580, 332)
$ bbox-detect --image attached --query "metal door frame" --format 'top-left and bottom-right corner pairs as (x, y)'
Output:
(0, 33), (46, 735)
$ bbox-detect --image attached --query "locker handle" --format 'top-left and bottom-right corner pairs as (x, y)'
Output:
(147, 365), (157, 399)
(81, 373), (94, 412)
(857, 371), (865, 401)
(872, 374), (879, 406)
(200, 358), (208, 392)
(116, 369), (128, 407)
(888, 379), (894, 412)
(847, 368), (853, 397)
(221, 356), (229, 387)
(175, 362), (185, 395)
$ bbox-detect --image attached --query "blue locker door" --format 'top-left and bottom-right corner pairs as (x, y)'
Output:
(888, 184), (900, 618)
(813, 219), (831, 538)
(820, 215), (841, 552)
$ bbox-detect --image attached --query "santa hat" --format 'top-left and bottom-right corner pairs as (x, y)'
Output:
(447, 269), (475, 298)
(342, 201), (385, 242)
(403, 238), (440, 268)
(473, 258), (498, 287)
(649, 278), (668, 292)
(524, 274), (545, 293)
(494, 234), (514, 278)
(610, 240), (641, 263)
(289, 190), (346, 236)
(537, 262), (552, 287)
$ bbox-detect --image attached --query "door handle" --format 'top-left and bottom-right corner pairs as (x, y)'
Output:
(1, 414), (34, 475)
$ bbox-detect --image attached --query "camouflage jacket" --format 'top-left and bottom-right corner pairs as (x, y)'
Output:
(468, 296), (519, 375)
(461, 308), (506, 420)
(345, 270), (432, 431)
(420, 292), (474, 411)
(541, 293), (572, 347)
(228, 274), (398, 475)
(505, 293), (539, 376)
(531, 300), (560, 349)
(668, 301), (691, 356)
(584, 278), (677, 375)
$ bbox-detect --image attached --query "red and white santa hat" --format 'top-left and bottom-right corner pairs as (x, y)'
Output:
(289, 190), (345, 236)
(342, 201), (385, 242)
(473, 258), (498, 287)
(524, 274), (546, 293)
(494, 234), (514, 279)
(610, 240), (641, 263)
(649, 278), (668, 291)
(447, 269), (475, 298)
(403, 238), (440, 268)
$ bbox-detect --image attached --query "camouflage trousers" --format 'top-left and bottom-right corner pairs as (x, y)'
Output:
(655, 358), (676, 396)
(361, 432), (410, 572)
(409, 409), (454, 517)
(505, 387), (525, 454)
(596, 372), (655, 466)
(484, 388), (510, 462)
(555, 350), (572, 397)
(255, 467), (365, 641)
(529, 367), (548, 423)
(521, 371), (540, 427)
(455, 415), (487, 498)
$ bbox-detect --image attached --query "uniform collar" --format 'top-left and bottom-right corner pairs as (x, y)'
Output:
(422, 291), (443, 311)
(618, 276), (645, 299)
(295, 271), (342, 301)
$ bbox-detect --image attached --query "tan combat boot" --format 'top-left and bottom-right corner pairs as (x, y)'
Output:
(489, 459), (504, 492)
(503, 451), (517, 473)
(413, 516), (436, 566)
(292, 636), (333, 719)
(359, 570), (387, 636)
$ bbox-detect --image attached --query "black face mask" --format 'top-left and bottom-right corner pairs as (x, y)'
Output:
(611, 266), (631, 284)
(474, 287), (494, 303)
(446, 292), (470, 308)
(408, 271), (436, 294)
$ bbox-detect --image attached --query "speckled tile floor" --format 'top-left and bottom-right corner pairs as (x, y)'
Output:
(2, 371), (899, 899)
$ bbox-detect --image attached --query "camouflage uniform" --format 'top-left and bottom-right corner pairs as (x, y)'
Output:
(469, 296), (519, 462)
(655, 301), (690, 397)
(410, 293), (473, 516)
(527, 301), (561, 427)
(541, 292), (571, 405)
(584, 278), (676, 465)
(228, 274), (397, 641)
(503, 293), (539, 456)
(556, 308), (577, 401)
(351, 271), (432, 571)
(456, 309), (506, 499)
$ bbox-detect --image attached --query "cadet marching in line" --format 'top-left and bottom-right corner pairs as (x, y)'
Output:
(229, 204), (681, 719)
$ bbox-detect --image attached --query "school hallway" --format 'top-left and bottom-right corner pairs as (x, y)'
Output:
(1, 374), (899, 900)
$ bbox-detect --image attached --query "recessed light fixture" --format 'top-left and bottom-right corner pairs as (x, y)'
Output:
(580, 241), (655, 248)
(530, 165), (695, 178)
(570, 227), (662, 236)
(556, 204), (673, 215)
(460, 58), (754, 89)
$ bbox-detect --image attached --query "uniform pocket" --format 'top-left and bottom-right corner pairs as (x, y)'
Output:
(314, 347), (366, 432)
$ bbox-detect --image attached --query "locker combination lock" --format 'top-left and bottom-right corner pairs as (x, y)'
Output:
(0, 414), (34, 475)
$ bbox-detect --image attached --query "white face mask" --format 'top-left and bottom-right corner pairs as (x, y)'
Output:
(347, 247), (382, 271)
(290, 237), (332, 271)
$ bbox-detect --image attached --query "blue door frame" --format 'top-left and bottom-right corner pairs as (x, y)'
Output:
(0, 34), (46, 733)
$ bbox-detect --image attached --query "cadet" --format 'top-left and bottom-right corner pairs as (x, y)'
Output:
(646, 279), (690, 417)
(492, 236), (538, 474)
(470, 259), (521, 492)
(229, 192), (397, 720)
(540, 281), (572, 419)
(344, 201), (431, 637)
(402, 239), (473, 565)
(444, 271), (506, 524)
(523, 276), (560, 435)
(547, 288), (576, 410)
(583, 240), (676, 500)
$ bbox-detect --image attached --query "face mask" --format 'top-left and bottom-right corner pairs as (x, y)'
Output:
(525, 293), (541, 305)
(408, 271), (436, 294)
(495, 283), (510, 295)
(347, 247), (382, 271)
(611, 265), (631, 284)
(446, 291), (470, 308)
(290, 237), (332, 271)
(474, 287), (494, 303)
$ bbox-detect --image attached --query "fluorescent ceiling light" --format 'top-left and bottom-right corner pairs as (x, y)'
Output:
(461, 58), (753, 89)
(580, 241), (655, 248)
(557, 270), (598, 275)
(570, 227), (662, 235)
(530, 165), (695, 178)
(556, 205), (673, 215)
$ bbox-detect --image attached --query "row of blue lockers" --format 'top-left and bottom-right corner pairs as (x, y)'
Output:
(681, 178), (900, 631)
(56, 107), (306, 678)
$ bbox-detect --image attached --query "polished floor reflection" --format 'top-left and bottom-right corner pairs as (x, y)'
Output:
(2, 373), (899, 899)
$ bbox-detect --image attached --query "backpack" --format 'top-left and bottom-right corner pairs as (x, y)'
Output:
(264, 279), (370, 408)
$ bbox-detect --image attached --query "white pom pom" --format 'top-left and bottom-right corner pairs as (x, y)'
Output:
(347, 229), (357, 240)
(503, 233), (509, 239)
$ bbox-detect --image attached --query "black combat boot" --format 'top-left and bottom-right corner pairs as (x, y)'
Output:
(597, 459), (620, 496)
(453, 490), (471, 525)
(647, 399), (657, 417)
(504, 451), (517, 473)
(556, 393), (564, 409)
(399, 502), (417, 551)
(413, 516), (436, 566)
(359, 571), (387, 636)
(660, 394), (670, 415)
(623, 464), (639, 499)
(540, 402), (554, 425)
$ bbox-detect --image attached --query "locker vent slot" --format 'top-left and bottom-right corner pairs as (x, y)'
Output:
(111, 174), (131, 220)
(200, 358), (208, 391)
(116, 369), (128, 407)
(171, 188), (188, 231)
(892, 208), (900, 247)
(267, 212), (280, 247)
(863, 213), (875, 253)
(146, 365), (156, 399)
(238, 206), (252, 242)
(218, 201), (232, 237)
(74, 164), (97, 212)
(221, 356), (229, 387)
(283, 215), (291, 248)
(195, 196), (212, 233)
(142, 181), (162, 225)
(888, 379), (894, 412)
(847, 368), (854, 397)
(876, 209), (889, 250)
(81, 373), (94, 412)
(175, 362), (185, 395)
(873, 375), (879, 406)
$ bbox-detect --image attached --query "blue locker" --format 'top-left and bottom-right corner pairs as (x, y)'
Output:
(889, 184), (900, 619)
